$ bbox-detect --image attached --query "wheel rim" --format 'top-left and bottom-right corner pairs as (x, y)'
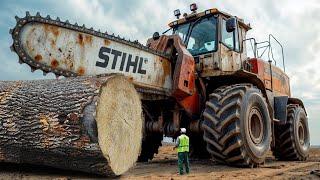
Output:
(298, 118), (308, 147)
(248, 107), (264, 145)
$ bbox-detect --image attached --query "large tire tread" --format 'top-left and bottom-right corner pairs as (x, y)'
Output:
(203, 83), (270, 167)
(203, 84), (249, 165)
(273, 104), (309, 161)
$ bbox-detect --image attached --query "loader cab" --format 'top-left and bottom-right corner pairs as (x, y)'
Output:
(169, 8), (251, 77)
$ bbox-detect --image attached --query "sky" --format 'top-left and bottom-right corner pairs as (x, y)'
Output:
(0, 0), (319, 144)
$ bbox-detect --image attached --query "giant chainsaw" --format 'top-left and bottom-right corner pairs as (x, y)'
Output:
(10, 12), (176, 96)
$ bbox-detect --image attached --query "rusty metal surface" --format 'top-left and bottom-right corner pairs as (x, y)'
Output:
(150, 35), (201, 116)
(170, 35), (196, 98)
(147, 35), (172, 54)
(10, 12), (173, 94)
(201, 43), (242, 77)
(248, 58), (290, 96)
(199, 26), (248, 78)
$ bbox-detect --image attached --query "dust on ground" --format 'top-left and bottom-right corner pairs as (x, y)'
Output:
(123, 146), (320, 179)
(0, 146), (320, 180)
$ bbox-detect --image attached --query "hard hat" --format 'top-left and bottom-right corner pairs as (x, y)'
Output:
(180, 128), (186, 133)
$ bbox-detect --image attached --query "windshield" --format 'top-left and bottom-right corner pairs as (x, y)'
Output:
(174, 16), (217, 56)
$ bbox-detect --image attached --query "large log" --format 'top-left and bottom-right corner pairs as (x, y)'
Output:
(0, 75), (142, 176)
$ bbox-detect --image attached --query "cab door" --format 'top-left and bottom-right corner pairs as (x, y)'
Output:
(219, 17), (241, 72)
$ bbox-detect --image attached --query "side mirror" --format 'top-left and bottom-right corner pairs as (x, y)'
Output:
(226, 17), (237, 33)
(152, 32), (160, 40)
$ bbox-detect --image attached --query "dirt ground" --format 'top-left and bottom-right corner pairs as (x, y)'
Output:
(0, 145), (320, 180)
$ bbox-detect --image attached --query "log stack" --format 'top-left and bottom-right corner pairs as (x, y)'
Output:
(0, 75), (142, 176)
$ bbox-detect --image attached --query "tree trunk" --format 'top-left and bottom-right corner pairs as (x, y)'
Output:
(0, 75), (142, 176)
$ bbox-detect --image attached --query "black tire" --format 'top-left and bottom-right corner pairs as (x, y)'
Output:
(273, 104), (310, 160)
(202, 84), (271, 166)
(137, 133), (163, 162)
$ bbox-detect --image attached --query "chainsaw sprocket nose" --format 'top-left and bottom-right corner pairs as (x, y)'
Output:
(10, 11), (170, 78)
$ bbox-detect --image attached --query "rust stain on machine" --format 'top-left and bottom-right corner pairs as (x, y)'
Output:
(43, 24), (60, 37)
(19, 23), (172, 94)
(34, 54), (42, 61)
(51, 59), (59, 68)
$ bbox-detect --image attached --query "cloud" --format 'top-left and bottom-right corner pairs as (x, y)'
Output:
(0, 0), (319, 144)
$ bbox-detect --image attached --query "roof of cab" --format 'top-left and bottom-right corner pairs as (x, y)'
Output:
(168, 8), (251, 31)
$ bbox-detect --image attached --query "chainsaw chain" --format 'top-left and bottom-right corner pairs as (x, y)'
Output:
(10, 11), (170, 77)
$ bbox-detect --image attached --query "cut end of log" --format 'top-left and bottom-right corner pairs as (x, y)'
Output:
(96, 75), (142, 175)
(0, 75), (142, 176)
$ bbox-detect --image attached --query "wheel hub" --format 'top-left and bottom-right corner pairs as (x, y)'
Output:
(298, 120), (305, 145)
(248, 107), (264, 145)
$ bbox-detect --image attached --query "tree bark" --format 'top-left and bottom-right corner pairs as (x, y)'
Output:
(0, 75), (142, 176)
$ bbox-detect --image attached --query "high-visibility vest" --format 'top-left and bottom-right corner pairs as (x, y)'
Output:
(177, 134), (189, 152)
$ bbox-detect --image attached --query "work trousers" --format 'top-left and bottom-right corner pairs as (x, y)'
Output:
(178, 152), (190, 175)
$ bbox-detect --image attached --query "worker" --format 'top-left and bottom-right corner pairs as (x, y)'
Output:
(174, 128), (190, 175)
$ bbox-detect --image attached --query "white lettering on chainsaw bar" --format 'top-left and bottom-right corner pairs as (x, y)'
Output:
(96, 47), (147, 74)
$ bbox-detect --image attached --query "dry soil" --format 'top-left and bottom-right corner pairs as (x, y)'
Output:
(0, 145), (320, 179)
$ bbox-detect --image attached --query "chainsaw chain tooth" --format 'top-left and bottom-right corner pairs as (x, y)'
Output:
(15, 16), (20, 22)
(10, 11), (170, 78)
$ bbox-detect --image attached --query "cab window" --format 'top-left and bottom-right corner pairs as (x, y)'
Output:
(221, 18), (240, 51)
(186, 17), (217, 55)
(174, 16), (218, 56)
